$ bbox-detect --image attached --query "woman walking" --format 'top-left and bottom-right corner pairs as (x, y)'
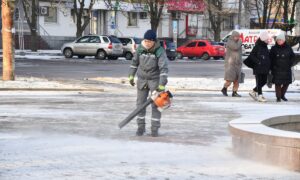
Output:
(270, 33), (295, 102)
(248, 31), (271, 102)
(221, 31), (243, 97)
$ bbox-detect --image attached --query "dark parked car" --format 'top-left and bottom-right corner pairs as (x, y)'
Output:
(159, 40), (177, 61)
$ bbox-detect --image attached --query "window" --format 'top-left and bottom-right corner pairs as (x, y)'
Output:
(109, 36), (121, 43)
(133, 38), (142, 44)
(166, 42), (175, 49)
(89, 36), (101, 43)
(209, 41), (219, 46)
(140, 12), (147, 19)
(198, 42), (206, 47)
(102, 37), (110, 43)
(77, 36), (90, 43)
(128, 12), (138, 26)
(45, 7), (57, 23)
(186, 42), (197, 47)
(223, 15), (234, 30)
(120, 38), (132, 45)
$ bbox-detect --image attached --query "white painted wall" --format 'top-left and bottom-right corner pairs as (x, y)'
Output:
(107, 11), (151, 38)
(109, 11), (173, 38)
(38, 2), (76, 37)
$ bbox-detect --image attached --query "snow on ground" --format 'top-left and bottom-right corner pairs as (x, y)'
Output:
(1, 132), (299, 180)
(91, 76), (300, 92)
(0, 77), (87, 89)
(0, 49), (62, 55)
(0, 90), (300, 179)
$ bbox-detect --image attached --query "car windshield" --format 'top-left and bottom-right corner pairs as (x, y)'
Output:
(109, 36), (121, 43)
(134, 38), (142, 44)
(166, 42), (175, 49)
(210, 41), (220, 46)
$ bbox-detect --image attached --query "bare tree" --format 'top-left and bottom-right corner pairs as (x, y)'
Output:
(205, 0), (234, 41)
(126, 0), (164, 31)
(146, 0), (165, 31)
(249, 0), (299, 32)
(22, 0), (38, 51)
(206, 0), (223, 41)
(73, 0), (95, 38)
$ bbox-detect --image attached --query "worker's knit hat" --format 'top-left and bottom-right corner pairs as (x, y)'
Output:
(144, 29), (157, 41)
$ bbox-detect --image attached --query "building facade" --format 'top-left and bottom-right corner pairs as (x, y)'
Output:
(10, 0), (249, 50)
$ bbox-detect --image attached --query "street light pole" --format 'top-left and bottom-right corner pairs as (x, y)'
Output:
(2, 0), (15, 81)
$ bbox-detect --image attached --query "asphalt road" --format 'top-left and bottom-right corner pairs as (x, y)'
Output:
(0, 58), (299, 80)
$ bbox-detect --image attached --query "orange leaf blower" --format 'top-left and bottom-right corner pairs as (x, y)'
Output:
(119, 90), (173, 129)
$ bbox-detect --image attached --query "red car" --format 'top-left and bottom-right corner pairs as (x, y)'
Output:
(176, 40), (225, 60)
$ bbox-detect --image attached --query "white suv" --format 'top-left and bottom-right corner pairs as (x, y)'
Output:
(61, 35), (123, 60)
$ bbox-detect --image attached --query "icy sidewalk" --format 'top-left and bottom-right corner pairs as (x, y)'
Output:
(0, 77), (103, 91)
(0, 50), (64, 60)
(91, 76), (300, 92)
(0, 90), (300, 179)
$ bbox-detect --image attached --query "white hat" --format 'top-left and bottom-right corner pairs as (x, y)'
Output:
(276, 33), (286, 41)
(259, 31), (270, 42)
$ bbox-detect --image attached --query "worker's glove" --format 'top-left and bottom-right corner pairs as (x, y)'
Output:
(129, 75), (135, 86)
(156, 85), (165, 92)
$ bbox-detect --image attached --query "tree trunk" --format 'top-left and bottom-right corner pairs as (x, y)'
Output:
(76, 17), (83, 38)
(214, 15), (221, 42)
(148, 0), (164, 32)
(2, 0), (15, 81)
(283, 0), (289, 23)
(30, 0), (38, 51)
(150, 17), (159, 31)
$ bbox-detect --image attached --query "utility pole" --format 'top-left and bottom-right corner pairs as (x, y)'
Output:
(2, 0), (15, 81)
(237, 0), (242, 29)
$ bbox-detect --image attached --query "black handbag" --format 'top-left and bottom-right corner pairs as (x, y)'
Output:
(243, 56), (254, 69)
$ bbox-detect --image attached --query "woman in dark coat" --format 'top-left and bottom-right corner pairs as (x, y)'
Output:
(270, 33), (295, 102)
(249, 31), (271, 102)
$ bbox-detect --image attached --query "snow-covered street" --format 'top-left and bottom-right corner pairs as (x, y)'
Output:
(0, 88), (300, 179)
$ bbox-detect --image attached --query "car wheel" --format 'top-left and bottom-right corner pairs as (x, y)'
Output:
(169, 57), (176, 61)
(96, 50), (106, 60)
(78, 55), (85, 59)
(125, 52), (133, 60)
(202, 53), (210, 60)
(63, 48), (73, 58)
(213, 57), (220, 60)
(176, 52), (183, 59)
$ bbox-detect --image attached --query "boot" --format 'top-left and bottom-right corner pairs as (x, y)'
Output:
(276, 98), (281, 102)
(136, 124), (145, 136)
(221, 87), (228, 96)
(151, 120), (160, 137)
(281, 85), (289, 102)
(151, 127), (159, 137)
(232, 91), (242, 97)
(257, 95), (267, 102)
(249, 90), (257, 101)
(281, 96), (288, 102)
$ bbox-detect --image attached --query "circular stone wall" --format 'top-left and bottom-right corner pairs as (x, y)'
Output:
(229, 114), (300, 171)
